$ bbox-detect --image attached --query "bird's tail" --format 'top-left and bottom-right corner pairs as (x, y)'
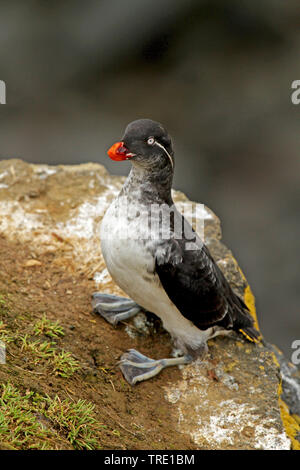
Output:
(239, 325), (261, 343)
(231, 293), (262, 343)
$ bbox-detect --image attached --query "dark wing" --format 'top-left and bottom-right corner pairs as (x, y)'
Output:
(155, 234), (259, 338)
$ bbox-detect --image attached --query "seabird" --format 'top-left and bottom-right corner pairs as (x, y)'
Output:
(93, 119), (260, 385)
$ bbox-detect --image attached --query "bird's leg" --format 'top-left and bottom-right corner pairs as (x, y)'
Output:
(119, 349), (193, 385)
(92, 293), (142, 325)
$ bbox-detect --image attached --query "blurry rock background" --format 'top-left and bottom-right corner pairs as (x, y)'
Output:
(0, 0), (299, 357)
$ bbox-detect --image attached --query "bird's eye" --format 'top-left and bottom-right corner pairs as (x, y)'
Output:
(147, 136), (155, 146)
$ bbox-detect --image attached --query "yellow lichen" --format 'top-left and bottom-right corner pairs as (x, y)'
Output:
(276, 373), (300, 450)
(238, 266), (300, 450)
(292, 414), (300, 426)
(233, 263), (259, 329)
(271, 351), (280, 369)
(243, 284), (259, 330)
(224, 361), (238, 373)
(239, 272), (261, 341)
(278, 394), (300, 450)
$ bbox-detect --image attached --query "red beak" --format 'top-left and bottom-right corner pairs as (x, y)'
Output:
(107, 141), (135, 161)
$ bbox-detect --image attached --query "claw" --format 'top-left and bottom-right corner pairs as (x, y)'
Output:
(119, 350), (162, 385)
(118, 349), (192, 385)
(92, 293), (141, 325)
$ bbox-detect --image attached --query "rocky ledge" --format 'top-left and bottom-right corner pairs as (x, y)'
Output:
(0, 159), (299, 450)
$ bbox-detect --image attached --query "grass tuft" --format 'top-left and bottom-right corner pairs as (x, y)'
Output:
(52, 350), (81, 378)
(33, 315), (65, 339)
(0, 383), (102, 450)
(44, 396), (101, 450)
(0, 321), (15, 344)
(20, 334), (80, 378)
(0, 383), (59, 449)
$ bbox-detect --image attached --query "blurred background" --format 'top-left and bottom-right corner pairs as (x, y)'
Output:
(0, 0), (299, 357)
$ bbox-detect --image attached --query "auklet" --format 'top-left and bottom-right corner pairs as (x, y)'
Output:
(93, 119), (260, 385)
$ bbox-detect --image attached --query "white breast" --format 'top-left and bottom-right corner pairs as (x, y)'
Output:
(101, 196), (156, 300)
(100, 196), (212, 351)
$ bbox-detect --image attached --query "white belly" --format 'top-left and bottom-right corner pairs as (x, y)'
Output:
(101, 198), (160, 308)
(100, 198), (213, 351)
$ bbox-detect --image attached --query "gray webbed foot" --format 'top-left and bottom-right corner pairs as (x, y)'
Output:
(119, 348), (192, 386)
(92, 293), (141, 325)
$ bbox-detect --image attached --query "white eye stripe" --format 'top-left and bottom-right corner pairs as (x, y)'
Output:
(154, 141), (174, 169)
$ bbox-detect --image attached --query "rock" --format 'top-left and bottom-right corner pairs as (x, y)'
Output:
(0, 158), (299, 450)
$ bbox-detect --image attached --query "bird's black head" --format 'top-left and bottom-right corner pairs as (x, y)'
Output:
(107, 119), (174, 172)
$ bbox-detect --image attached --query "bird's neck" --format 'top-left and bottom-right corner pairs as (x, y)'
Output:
(121, 163), (174, 205)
